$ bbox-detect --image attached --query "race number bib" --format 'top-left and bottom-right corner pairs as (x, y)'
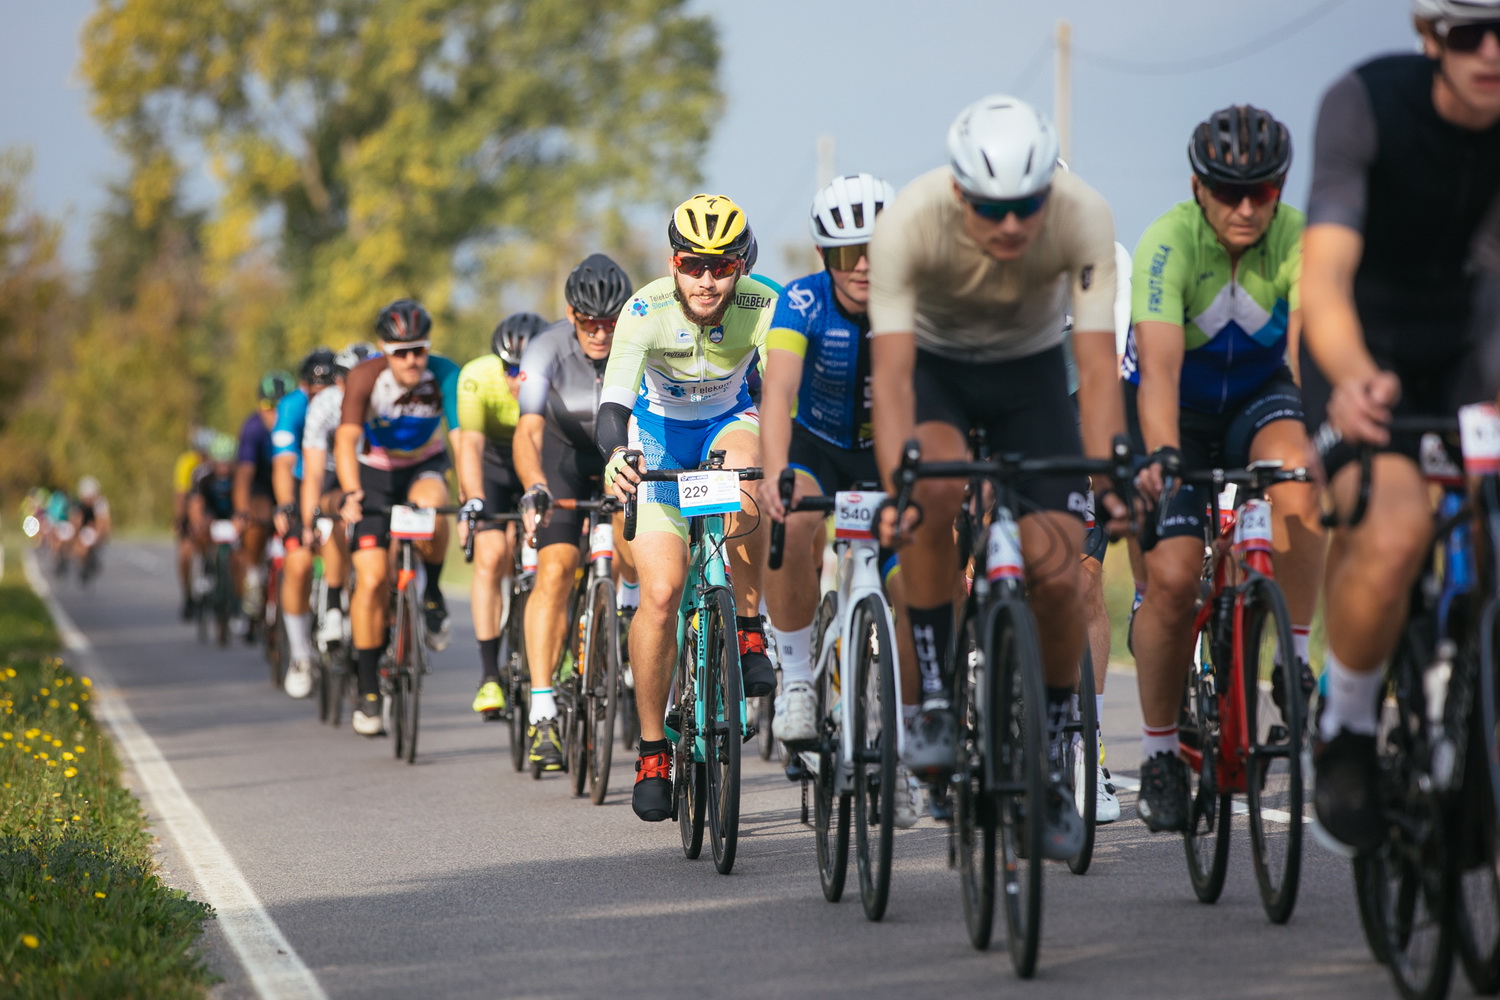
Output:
(677, 471), (740, 517)
(209, 520), (238, 544)
(833, 491), (885, 540)
(1233, 498), (1274, 553)
(315, 517), (335, 546)
(1461, 403), (1500, 475)
(589, 520), (615, 561)
(521, 539), (538, 573)
(985, 512), (1023, 583)
(390, 504), (437, 540)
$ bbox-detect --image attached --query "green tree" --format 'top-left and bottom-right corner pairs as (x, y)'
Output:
(83, 0), (721, 355)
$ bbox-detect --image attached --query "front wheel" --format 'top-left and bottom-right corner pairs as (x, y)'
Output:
(703, 586), (743, 875)
(1066, 646), (1099, 876)
(852, 595), (897, 921)
(954, 610), (996, 951)
(1183, 619), (1231, 904)
(584, 577), (620, 805)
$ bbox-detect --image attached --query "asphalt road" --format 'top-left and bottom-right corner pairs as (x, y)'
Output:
(43, 541), (1399, 1000)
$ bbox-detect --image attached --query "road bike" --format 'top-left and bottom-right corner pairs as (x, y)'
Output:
(196, 519), (239, 647)
(622, 449), (763, 875)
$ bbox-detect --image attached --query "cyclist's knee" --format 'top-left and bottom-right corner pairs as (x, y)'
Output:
(911, 478), (964, 530)
(1141, 545), (1201, 615)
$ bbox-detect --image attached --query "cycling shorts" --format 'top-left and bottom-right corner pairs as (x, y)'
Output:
(1125, 368), (1303, 543)
(627, 406), (760, 541)
(475, 446), (522, 533)
(535, 437), (605, 549)
(915, 344), (1087, 518)
(788, 424), (879, 494)
(353, 452), (450, 550)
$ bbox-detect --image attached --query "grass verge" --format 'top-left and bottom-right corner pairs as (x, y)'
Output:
(0, 540), (214, 999)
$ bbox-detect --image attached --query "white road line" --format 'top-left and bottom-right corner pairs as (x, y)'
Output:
(25, 553), (328, 1000)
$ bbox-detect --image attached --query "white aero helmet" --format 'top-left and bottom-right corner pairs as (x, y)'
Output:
(810, 173), (898, 248)
(1414, 0), (1500, 20)
(947, 95), (1060, 200)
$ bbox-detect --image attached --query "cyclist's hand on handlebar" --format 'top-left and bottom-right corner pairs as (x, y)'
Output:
(758, 468), (805, 523)
(1094, 480), (1134, 537)
(519, 485), (552, 535)
(339, 489), (364, 527)
(604, 448), (642, 502)
(1133, 446), (1180, 511)
(1327, 371), (1401, 448)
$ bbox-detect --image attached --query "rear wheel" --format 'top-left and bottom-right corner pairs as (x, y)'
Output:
(1457, 687), (1500, 995)
(991, 599), (1045, 978)
(1066, 646), (1099, 875)
(852, 595), (896, 921)
(704, 586), (743, 875)
(1183, 619), (1231, 904)
(1243, 579), (1304, 924)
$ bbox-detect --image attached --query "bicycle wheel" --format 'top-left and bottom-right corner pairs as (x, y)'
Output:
(954, 609), (996, 951)
(676, 620), (706, 859)
(1067, 646), (1099, 876)
(702, 586), (743, 875)
(1243, 577), (1304, 924)
(852, 594), (897, 921)
(584, 576), (620, 805)
(214, 547), (232, 648)
(390, 587), (412, 760)
(507, 587), (530, 773)
(401, 584), (425, 765)
(1183, 620), (1231, 904)
(810, 589), (848, 900)
(317, 653), (333, 722)
(990, 598), (1046, 977)
(266, 589), (286, 687)
(1457, 686), (1500, 996)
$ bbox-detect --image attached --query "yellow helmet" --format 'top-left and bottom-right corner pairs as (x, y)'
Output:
(668, 194), (752, 256)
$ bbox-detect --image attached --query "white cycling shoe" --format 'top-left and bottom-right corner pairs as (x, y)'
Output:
(1073, 744), (1121, 824)
(284, 658), (315, 699)
(352, 695), (386, 736)
(317, 607), (345, 647)
(775, 680), (818, 748)
(894, 764), (922, 829)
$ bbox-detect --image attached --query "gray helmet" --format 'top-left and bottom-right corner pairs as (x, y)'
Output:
(492, 312), (548, 366)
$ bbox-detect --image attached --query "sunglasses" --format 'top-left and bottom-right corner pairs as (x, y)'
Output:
(673, 254), (742, 279)
(963, 187), (1051, 222)
(1201, 177), (1283, 208)
(576, 314), (618, 335)
(389, 344), (429, 359)
(1438, 20), (1500, 53)
(504, 363), (521, 377)
(821, 244), (869, 271)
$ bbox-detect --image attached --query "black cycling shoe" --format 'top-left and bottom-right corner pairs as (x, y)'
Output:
(180, 597), (195, 621)
(528, 717), (565, 771)
(633, 750), (673, 822)
(1313, 729), (1382, 853)
(1271, 658), (1316, 726)
(424, 593), (451, 652)
(927, 784), (954, 823)
(739, 630), (777, 697)
(784, 754), (808, 782)
(1136, 752), (1191, 833)
(1018, 771), (1086, 860)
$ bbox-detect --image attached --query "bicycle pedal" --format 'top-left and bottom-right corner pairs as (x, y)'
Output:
(742, 725), (758, 745)
(481, 709), (503, 723)
(1267, 724), (1288, 743)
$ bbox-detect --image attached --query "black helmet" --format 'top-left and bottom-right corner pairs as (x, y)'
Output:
(492, 312), (548, 366)
(300, 347), (338, 387)
(745, 230), (759, 273)
(374, 299), (432, 343)
(1188, 105), (1292, 185)
(564, 253), (632, 318)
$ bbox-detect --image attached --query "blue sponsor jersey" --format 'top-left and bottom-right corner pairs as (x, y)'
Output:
(767, 271), (872, 450)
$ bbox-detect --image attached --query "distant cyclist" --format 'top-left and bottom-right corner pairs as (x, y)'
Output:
(173, 427), (212, 618)
(235, 370), (295, 635)
(456, 311), (538, 722)
(67, 476), (111, 581)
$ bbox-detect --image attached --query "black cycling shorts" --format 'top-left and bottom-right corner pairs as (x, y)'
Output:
(353, 452), (450, 550)
(535, 435), (605, 550)
(1125, 369), (1304, 543)
(788, 423), (879, 494)
(915, 344), (1088, 518)
(474, 445), (522, 533)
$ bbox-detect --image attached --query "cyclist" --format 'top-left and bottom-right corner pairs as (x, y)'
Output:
(510, 254), (639, 771)
(598, 194), (779, 822)
(299, 343), (377, 652)
(756, 174), (925, 826)
(273, 348), (340, 699)
(189, 434), (240, 550)
(173, 428), (212, 619)
(68, 475), (111, 579)
(235, 370), (295, 636)
(456, 311), (538, 723)
(337, 300), (461, 737)
(1123, 105), (1321, 832)
(1301, 0), (1500, 851)
(868, 95), (1129, 860)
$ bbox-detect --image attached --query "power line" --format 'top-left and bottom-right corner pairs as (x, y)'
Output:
(1007, 38), (1052, 98)
(1074, 0), (1351, 77)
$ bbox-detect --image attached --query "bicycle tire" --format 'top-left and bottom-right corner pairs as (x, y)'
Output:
(585, 576), (620, 805)
(1067, 645), (1099, 876)
(391, 585), (412, 761)
(991, 598), (1045, 977)
(1243, 577), (1304, 923)
(402, 582), (425, 765)
(266, 588), (286, 687)
(677, 622), (707, 859)
(214, 546), (232, 648)
(1457, 686), (1500, 995)
(954, 609), (996, 951)
(811, 589), (848, 901)
(1183, 620), (1231, 904)
(852, 594), (896, 921)
(508, 587), (530, 772)
(317, 654), (332, 723)
(703, 585), (743, 875)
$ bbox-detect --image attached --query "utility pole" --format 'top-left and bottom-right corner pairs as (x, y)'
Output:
(1055, 20), (1072, 165)
(816, 134), (836, 189)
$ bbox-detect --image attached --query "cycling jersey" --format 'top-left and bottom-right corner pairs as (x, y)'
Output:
(767, 270), (872, 450)
(303, 385), (343, 458)
(271, 388), (311, 481)
(341, 354), (461, 470)
(1121, 200), (1304, 414)
(457, 354), (521, 459)
(868, 167), (1117, 362)
(173, 450), (204, 494)
(195, 473), (235, 520)
(516, 320), (606, 453)
(73, 497), (108, 527)
(599, 274), (778, 438)
(237, 411), (276, 496)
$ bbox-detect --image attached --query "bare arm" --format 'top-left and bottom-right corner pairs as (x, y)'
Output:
(757, 349), (805, 520)
(457, 429), (488, 502)
(1131, 320), (1185, 454)
(300, 448), (326, 519)
(1301, 224), (1376, 386)
(232, 462), (253, 516)
(871, 332), (917, 494)
(512, 415), (547, 492)
(334, 425), (362, 495)
(272, 454), (298, 508)
(1285, 309), (1304, 385)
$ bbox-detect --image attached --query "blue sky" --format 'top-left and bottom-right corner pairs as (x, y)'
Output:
(1, 0), (1413, 273)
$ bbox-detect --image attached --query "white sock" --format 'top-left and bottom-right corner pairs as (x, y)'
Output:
(284, 613), (314, 662)
(617, 580), (640, 611)
(772, 623), (815, 686)
(1293, 625), (1310, 664)
(244, 566), (263, 590)
(1319, 650), (1381, 741)
(1095, 694), (1105, 727)
(1141, 724), (1178, 761)
(530, 688), (557, 723)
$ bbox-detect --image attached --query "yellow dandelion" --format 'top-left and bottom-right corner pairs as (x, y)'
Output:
(21, 933), (38, 948)
(51, 739), (60, 747)
(38, 687), (48, 696)
(80, 693), (89, 701)
(75, 745), (85, 753)
(62, 752), (73, 761)
(4, 667), (15, 677)
(1, 732), (10, 740)
(47, 700), (58, 709)
(68, 703), (78, 711)
(80, 677), (91, 687)
(71, 814), (80, 820)
(63, 768), (76, 778)
(37, 752), (47, 760)
(46, 761), (56, 767)
(94, 891), (106, 899)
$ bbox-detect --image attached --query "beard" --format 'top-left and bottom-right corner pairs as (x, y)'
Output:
(674, 278), (736, 329)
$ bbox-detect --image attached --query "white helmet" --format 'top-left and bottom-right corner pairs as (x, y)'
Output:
(78, 476), (100, 499)
(1414, 0), (1500, 20)
(809, 173), (897, 248)
(947, 95), (1060, 201)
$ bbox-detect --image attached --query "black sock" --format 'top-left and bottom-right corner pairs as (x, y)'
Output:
(356, 647), (383, 699)
(909, 604), (953, 699)
(1045, 685), (1073, 766)
(424, 563), (444, 600)
(479, 637), (500, 682)
(735, 615), (761, 634)
(326, 585), (342, 612)
(639, 738), (670, 757)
